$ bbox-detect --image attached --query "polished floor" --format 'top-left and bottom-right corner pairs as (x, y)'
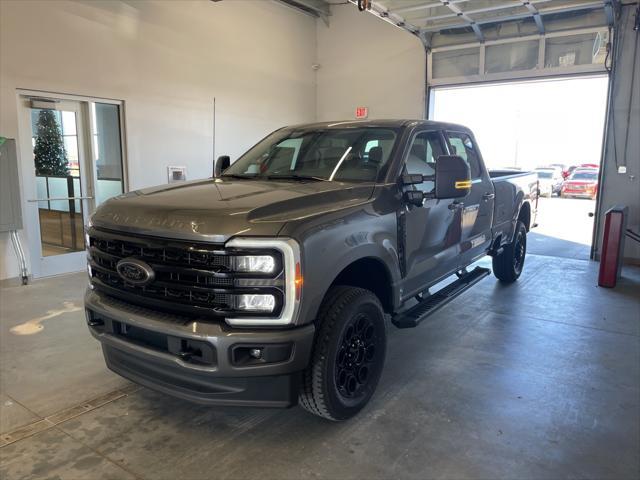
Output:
(0, 254), (639, 479)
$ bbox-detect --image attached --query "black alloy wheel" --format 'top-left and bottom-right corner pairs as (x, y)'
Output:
(299, 286), (387, 421)
(335, 312), (378, 400)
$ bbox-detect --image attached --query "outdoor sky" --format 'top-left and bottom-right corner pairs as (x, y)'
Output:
(432, 76), (609, 171)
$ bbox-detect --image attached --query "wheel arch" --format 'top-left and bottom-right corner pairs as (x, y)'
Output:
(518, 201), (532, 231)
(320, 257), (395, 316)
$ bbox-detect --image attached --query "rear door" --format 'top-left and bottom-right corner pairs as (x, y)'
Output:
(444, 130), (494, 268)
(401, 129), (461, 298)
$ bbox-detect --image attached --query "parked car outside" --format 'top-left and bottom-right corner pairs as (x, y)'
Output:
(535, 167), (563, 197)
(549, 163), (569, 179)
(561, 168), (599, 199)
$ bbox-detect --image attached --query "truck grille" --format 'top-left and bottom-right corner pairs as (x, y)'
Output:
(87, 228), (283, 317)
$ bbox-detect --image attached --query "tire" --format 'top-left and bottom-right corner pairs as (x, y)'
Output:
(493, 221), (527, 283)
(299, 286), (387, 421)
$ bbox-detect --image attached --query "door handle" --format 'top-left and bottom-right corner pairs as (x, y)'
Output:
(482, 193), (495, 201)
(449, 201), (464, 210)
(28, 196), (94, 202)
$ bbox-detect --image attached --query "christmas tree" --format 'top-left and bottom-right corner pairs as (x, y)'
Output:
(33, 109), (69, 176)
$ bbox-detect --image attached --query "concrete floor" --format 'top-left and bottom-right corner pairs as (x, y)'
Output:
(528, 196), (596, 260)
(0, 254), (639, 479)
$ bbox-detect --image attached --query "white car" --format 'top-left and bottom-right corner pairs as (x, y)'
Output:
(535, 167), (564, 197)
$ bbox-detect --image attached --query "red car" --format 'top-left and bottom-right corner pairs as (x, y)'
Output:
(565, 163), (600, 179)
(561, 169), (599, 199)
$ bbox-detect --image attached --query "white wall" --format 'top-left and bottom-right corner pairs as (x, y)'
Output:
(0, 0), (318, 279)
(316, 5), (426, 121)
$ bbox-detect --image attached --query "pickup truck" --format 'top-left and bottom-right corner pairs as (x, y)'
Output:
(85, 120), (538, 421)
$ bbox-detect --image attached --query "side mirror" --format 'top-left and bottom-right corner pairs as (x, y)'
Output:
(214, 155), (231, 178)
(401, 173), (425, 185)
(404, 190), (425, 207)
(435, 155), (471, 199)
(402, 173), (431, 207)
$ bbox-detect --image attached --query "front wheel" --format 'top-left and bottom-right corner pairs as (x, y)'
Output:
(299, 286), (387, 421)
(493, 221), (527, 283)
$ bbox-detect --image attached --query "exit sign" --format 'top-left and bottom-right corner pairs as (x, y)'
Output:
(355, 106), (368, 119)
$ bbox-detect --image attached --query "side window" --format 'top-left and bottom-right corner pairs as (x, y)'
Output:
(364, 139), (378, 154)
(446, 132), (482, 179)
(405, 131), (446, 192)
(275, 138), (303, 170)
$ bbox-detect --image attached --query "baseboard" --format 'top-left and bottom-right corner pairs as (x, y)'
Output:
(0, 276), (28, 287)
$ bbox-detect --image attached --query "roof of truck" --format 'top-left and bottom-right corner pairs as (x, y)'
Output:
(286, 119), (471, 131)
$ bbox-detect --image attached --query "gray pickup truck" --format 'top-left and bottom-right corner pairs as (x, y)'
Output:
(85, 120), (538, 420)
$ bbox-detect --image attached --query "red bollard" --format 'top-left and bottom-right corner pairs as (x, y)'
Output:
(598, 206), (628, 288)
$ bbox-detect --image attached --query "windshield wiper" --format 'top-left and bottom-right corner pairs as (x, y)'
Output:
(221, 174), (259, 180)
(266, 174), (328, 182)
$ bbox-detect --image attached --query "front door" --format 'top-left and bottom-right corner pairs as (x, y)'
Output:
(18, 95), (126, 278)
(401, 129), (462, 298)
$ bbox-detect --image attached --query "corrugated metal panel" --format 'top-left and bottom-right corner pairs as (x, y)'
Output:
(349, 0), (612, 48)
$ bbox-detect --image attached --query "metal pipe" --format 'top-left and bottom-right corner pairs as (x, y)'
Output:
(10, 230), (29, 285)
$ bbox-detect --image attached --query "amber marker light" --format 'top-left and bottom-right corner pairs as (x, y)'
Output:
(295, 262), (303, 300)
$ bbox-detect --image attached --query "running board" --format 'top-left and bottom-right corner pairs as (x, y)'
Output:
(392, 267), (491, 329)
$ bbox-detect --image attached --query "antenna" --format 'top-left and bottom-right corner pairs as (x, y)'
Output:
(212, 97), (216, 162)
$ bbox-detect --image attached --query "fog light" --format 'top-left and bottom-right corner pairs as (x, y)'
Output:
(234, 255), (276, 273)
(236, 294), (276, 312)
(249, 348), (263, 359)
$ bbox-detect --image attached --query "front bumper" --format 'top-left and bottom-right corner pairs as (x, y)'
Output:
(85, 289), (315, 407)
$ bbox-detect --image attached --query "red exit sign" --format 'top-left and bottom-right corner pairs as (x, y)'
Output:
(355, 106), (368, 119)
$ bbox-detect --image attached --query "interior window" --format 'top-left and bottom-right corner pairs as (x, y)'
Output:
(446, 132), (482, 179)
(405, 131), (446, 192)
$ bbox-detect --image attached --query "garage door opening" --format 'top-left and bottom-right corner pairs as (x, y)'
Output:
(430, 76), (609, 260)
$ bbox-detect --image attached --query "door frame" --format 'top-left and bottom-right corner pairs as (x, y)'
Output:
(16, 89), (128, 278)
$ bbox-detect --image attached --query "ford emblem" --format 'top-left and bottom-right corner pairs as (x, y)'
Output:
(116, 258), (155, 286)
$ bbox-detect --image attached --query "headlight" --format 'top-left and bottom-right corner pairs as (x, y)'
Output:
(233, 255), (276, 273)
(236, 294), (276, 312)
(225, 237), (301, 326)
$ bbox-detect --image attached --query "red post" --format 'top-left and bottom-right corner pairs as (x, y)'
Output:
(598, 206), (627, 288)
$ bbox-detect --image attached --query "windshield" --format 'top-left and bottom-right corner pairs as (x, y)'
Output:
(570, 171), (598, 181)
(223, 127), (399, 182)
(536, 171), (553, 179)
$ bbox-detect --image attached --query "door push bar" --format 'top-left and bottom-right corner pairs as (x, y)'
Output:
(27, 196), (94, 202)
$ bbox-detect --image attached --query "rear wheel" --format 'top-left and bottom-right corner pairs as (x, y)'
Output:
(493, 221), (527, 283)
(299, 286), (386, 421)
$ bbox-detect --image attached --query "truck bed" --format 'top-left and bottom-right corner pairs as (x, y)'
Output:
(488, 169), (533, 180)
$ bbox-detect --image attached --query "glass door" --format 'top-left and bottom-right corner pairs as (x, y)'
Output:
(18, 95), (126, 278)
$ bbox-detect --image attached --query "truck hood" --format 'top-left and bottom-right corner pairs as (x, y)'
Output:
(91, 178), (375, 242)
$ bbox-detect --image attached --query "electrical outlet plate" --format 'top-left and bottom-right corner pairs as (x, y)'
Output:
(618, 166), (627, 174)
